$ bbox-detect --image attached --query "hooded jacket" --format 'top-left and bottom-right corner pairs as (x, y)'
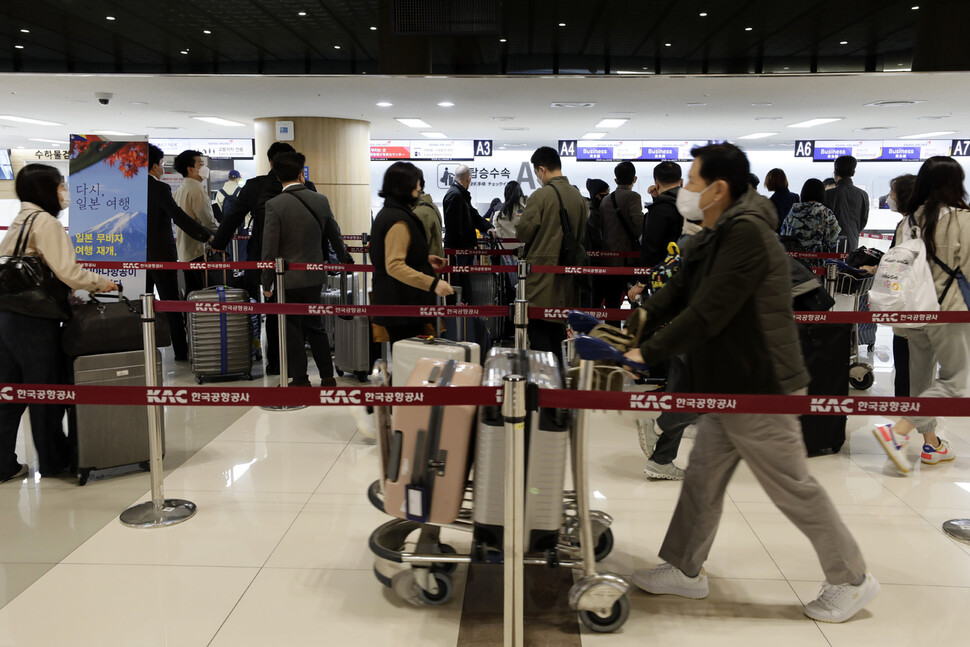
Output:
(412, 192), (444, 257)
(637, 186), (809, 395)
(641, 187), (683, 267)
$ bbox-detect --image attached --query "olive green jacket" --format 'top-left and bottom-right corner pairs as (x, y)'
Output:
(515, 176), (588, 318)
(412, 192), (444, 257)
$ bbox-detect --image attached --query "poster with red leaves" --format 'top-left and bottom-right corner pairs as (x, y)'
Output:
(69, 135), (148, 293)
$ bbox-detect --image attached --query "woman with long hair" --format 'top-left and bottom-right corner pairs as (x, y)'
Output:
(494, 180), (526, 249)
(886, 174), (917, 399)
(0, 164), (117, 482)
(874, 157), (970, 474)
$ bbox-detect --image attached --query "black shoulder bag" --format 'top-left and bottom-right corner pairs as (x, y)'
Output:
(0, 211), (71, 320)
(549, 184), (591, 292)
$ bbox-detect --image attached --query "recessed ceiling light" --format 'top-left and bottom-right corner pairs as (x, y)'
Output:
(865, 99), (925, 107)
(0, 115), (63, 126)
(29, 138), (68, 144)
(558, 23), (566, 27)
(203, 30), (211, 34)
(745, 27), (753, 31)
(581, 132), (607, 139)
(500, 127), (529, 131)
(788, 118), (844, 128)
(751, 103), (773, 107)
(596, 118), (629, 128)
(334, 45), (341, 49)
(899, 131), (956, 139)
(490, 116), (515, 121)
(20, 29), (29, 33)
(551, 102), (595, 109)
(146, 126), (184, 131)
(916, 115), (950, 120)
(754, 116), (784, 121)
(664, 43), (672, 47)
(420, 131), (448, 139)
(499, 38), (507, 42)
(853, 127), (894, 132)
(686, 102), (707, 107)
(92, 130), (134, 136)
(699, 12), (708, 17)
(180, 50), (189, 54)
(376, 102), (393, 107)
(912, 5), (919, 9)
(14, 45), (24, 50)
(438, 101), (455, 107)
(396, 118), (432, 128)
(191, 116), (246, 126)
(298, 11), (307, 16)
(738, 132), (777, 139)
(840, 40), (848, 45)
(106, 16), (115, 21)
(370, 26), (377, 30)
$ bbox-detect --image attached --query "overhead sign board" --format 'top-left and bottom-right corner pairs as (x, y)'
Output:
(794, 140), (953, 162)
(151, 138), (254, 159)
(370, 140), (489, 161)
(574, 140), (709, 162)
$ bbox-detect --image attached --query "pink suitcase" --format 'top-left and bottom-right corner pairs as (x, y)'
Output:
(383, 358), (482, 524)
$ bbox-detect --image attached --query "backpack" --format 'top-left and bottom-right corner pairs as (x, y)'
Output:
(869, 216), (939, 326)
(219, 185), (241, 219)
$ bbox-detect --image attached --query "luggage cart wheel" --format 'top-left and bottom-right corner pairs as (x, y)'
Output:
(418, 572), (453, 606)
(594, 528), (614, 562)
(849, 363), (875, 390)
(578, 595), (630, 633)
(433, 544), (458, 575)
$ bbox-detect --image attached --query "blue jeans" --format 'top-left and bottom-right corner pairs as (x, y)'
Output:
(0, 311), (72, 477)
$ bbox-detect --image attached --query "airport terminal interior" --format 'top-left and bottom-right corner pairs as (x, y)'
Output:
(2, 1), (970, 645)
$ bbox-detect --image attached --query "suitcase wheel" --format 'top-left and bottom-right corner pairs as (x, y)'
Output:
(77, 468), (91, 486)
(849, 363), (874, 390)
(578, 595), (630, 634)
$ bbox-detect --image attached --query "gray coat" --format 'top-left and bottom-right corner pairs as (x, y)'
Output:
(823, 178), (869, 251)
(599, 187), (644, 267)
(262, 185), (351, 291)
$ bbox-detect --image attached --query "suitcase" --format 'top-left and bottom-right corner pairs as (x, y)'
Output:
(187, 286), (254, 383)
(334, 272), (372, 382)
(473, 347), (567, 557)
(70, 349), (164, 485)
(464, 272), (511, 342)
(383, 358), (483, 524)
(799, 323), (849, 455)
(321, 286), (341, 350)
(391, 337), (481, 386)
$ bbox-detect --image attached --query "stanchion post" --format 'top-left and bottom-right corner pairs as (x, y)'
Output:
(825, 262), (838, 298)
(261, 257), (306, 411)
(120, 294), (197, 528)
(231, 236), (240, 265)
(502, 374), (526, 647)
(574, 358), (598, 577)
(514, 258), (529, 351)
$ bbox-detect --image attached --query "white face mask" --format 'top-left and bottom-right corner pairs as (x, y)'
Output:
(675, 183), (715, 221)
(58, 188), (70, 210)
(887, 196), (898, 213)
(198, 165), (210, 180)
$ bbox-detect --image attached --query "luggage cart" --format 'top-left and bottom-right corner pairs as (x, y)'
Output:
(828, 266), (875, 390)
(365, 356), (631, 633)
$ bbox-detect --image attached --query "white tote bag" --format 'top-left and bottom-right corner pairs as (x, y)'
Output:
(869, 216), (939, 327)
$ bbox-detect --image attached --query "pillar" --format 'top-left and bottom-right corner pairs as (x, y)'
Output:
(254, 117), (371, 240)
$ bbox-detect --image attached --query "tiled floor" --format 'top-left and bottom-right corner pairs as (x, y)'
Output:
(2, 328), (970, 646)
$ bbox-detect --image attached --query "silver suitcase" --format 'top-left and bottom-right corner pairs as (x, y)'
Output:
(321, 286), (341, 349)
(333, 272), (371, 382)
(70, 350), (163, 486)
(391, 337), (481, 386)
(187, 286), (254, 383)
(473, 347), (567, 555)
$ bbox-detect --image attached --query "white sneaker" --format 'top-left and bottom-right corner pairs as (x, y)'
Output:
(803, 573), (880, 623)
(872, 424), (912, 475)
(637, 418), (659, 457)
(644, 460), (685, 480)
(631, 563), (709, 599)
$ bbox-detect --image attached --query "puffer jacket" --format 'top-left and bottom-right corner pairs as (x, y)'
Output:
(637, 186), (809, 395)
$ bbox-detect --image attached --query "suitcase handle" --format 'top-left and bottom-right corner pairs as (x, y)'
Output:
(574, 335), (651, 372)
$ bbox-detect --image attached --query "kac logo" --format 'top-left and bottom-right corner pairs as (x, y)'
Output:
(542, 309), (570, 319)
(320, 389), (362, 405)
(147, 388), (188, 404)
(195, 302), (221, 313)
(809, 397), (854, 414)
(871, 313), (899, 323)
(309, 305), (335, 315)
(630, 394), (673, 410)
(419, 307), (446, 317)
(0, 386), (12, 401)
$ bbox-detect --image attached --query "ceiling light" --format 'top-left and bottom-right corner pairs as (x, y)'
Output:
(853, 127), (894, 132)
(499, 38), (507, 42)
(558, 23), (566, 27)
(865, 99), (925, 107)
(738, 132), (777, 139)
(191, 116), (246, 126)
(490, 116), (515, 121)
(420, 131), (448, 139)
(20, 29), (29, 33)
(551, 102), (595, 109)
(0, 115), (63, 126)
(129, 101), (148, 105)
(370, 26), (377, 30)
(916, 115), (950, 120)
(203, 30), (211, 34)
(438, 101), (455, 107)
(147, 126), (184, 131)
(754, 116), (784, 121)
(899, 131), (956, 139)
(106, 16), (115, 21)
(665, 43), (672, 47)
(298, 11), (307, 16)
(788, 118), (844, 128)
(376, 101), (393, 107)
(29, 138), (68, 144)
(751, 103), (773, 107)
(840, 41), (848, 45)
(180, 50), (189, 55)
(912, 5), (919, 9)
(92, 130), (135, 136)
(581, 132), (607, 139)
(686, 102), (707, 107)
(396, 118), (432, 128)
(699, 12), (708, 17)
(595, 118), (629, 128)
(14, 45), (24, 50)
(745, 27), (753, 31)
(334, 45), (341, 49)
(500, 127), (529, 131)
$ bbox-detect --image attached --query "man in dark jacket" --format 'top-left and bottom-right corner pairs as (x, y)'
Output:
(597, 162), (643, 323)
(211, 142), (315, 374)
(146, 144), (214, 361)
(640, 161), (684, 268)
(442, 165), (494, 251)
(262, 152), (351, 387)
(625, 143), (877, 624)
(823, 155), (869, 251)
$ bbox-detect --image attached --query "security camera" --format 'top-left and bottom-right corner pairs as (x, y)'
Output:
(95, 92), (113, 106)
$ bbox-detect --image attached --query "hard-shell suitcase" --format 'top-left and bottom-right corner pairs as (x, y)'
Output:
(799, 323), (849, 455)
(321, 286), (341, 350)
(333, 271), (372, 382)
(187, 286), (254, 383)
(391, 337), (481, 386)
(70, 349), (164, 485)
(473, 347), (567, 556)
(383, 358), (483, 524)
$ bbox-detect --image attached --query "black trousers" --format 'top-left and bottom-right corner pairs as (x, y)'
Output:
(147, 268), (188, 359)
(284, 284), (333, 382)
(894, 334), (910, 398)
(0, 312), (71, 477)
(527, 319), (567, 356)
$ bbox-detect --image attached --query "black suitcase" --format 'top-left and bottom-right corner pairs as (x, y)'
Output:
(798, 323), (850, 455)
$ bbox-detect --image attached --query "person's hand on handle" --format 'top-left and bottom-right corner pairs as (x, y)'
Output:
(434, 280), (455, 298)
(102, 279), (119, 293)
(628, 283), (645, 303)
(428, 255), (447, 271)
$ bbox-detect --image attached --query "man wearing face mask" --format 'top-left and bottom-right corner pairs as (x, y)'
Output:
(173, 149), (219, 296)
(146, 144), (214, 360)
(624, 143), (877, 624)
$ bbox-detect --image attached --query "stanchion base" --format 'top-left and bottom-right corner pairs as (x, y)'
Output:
(120, 499), (197, 528)
(259, 405), (309, 411)
(943, 519), (970, 542)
